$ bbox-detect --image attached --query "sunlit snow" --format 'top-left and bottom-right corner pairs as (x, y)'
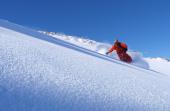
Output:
(0, 20), (170, 111)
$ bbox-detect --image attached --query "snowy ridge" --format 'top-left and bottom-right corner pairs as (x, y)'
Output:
(1, 19), (170, 111)
(38, 31), (99, 51)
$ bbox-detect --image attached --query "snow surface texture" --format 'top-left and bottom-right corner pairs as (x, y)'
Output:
(1, 20), (170, 111)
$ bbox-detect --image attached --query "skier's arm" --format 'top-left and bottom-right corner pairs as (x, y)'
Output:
(106, 45), (115, 54)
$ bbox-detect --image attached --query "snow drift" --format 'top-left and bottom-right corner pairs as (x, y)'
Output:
(0, 20), (170, 111)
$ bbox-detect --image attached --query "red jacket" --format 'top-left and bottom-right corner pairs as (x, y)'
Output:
(108, 42), (127, 54)
(108, 42), (132, 63)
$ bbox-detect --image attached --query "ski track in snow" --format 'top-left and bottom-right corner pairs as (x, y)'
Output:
(0, 20), (170, 111)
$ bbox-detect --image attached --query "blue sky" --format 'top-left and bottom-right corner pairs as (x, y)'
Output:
(0, 0), (170, 58)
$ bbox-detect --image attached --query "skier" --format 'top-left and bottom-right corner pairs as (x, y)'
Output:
(106, 40), (132, 63)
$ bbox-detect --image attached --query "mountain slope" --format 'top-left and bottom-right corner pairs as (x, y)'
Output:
(0, 20), (170, 111)
(39, 31), (170, 75)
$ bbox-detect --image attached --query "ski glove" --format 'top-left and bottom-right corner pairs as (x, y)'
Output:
(106, 52), (109, 55)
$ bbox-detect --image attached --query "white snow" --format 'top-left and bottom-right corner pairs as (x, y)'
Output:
(40, 31), (170, 75)
(0, 20), (170, 111)
(145, 58), (170, 76)
(39, 31), (150, 69)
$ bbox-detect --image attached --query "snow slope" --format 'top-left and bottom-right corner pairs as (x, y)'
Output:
(39, 31), (149, 69)
(1, 20), (170, 111)
(40, 31), (170, 75)
(145, 58), (170, 76)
